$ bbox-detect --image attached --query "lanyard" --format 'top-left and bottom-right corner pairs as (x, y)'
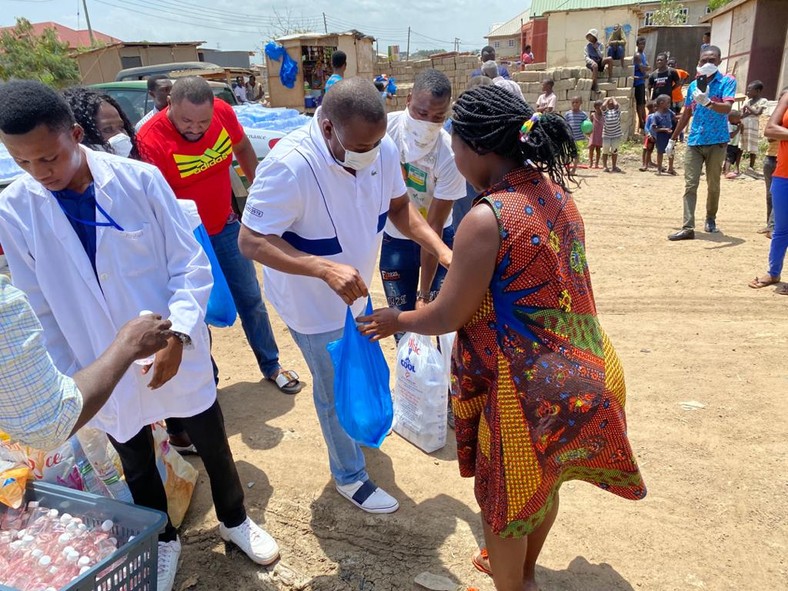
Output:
(58, 200), (125, 232)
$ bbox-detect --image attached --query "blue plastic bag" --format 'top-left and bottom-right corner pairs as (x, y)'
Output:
(327, 298), (392, 448)
(193, 224), (237, 327)
(265, 41), (299, 89)
(177, 199), (237, 328)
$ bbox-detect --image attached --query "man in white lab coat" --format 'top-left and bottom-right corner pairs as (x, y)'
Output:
(0, 81), (279, 591)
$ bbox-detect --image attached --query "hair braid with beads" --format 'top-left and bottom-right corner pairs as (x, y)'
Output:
(61, 87), (140, 160)
(452, 85), (578, 191)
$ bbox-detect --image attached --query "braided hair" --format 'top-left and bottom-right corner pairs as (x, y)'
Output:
(452, 85), (578, 191)
(61, 87), (139, 159)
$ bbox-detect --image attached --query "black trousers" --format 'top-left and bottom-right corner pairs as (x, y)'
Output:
(109, 399), (245, 542)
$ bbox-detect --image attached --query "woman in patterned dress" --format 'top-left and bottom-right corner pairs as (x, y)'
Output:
(360, 85), (646, 591)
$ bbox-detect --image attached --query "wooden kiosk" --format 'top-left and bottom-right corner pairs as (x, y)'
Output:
(265, 30), (375, 112)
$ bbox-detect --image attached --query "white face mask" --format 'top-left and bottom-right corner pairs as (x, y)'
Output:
(108, 133), (133, 158)
(332, 124), (380, 171)
(402, 108), (443, 162)
(697, 62), (718, 78)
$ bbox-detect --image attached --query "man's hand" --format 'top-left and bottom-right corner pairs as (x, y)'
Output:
(116, 314), (172, 362)
(692, 89), (711, 107)
(665, 139), (676, 156)
(144, 336), (184, 390)
(321, 261), (369, 305)
(438, 245), (452, 270)
(357, 307), (402, 341)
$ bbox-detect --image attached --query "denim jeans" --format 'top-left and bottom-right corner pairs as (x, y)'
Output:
(682, 144), (726, 230)
(768, 176), (788, 278)
(109, 400), (246, 542)
(379, 226), (455, 312)
(764, 156), (777, 231)
(288, 327), (367, 486)
(209, 220), (280, 379)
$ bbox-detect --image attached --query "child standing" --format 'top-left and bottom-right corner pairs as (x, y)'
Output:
(724, 110), (743, 178)
(652, 95), (677, 175)
(640, 100), (657, 172)
(564, 96), (589, 173)
(602, 97), (623, 173)
(589, 100), (603, 169)
(740, 80), (768, 171)
(536, 79), (557, 113)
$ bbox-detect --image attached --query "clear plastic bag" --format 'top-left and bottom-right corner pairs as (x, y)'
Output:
(393, 332), (452, 453)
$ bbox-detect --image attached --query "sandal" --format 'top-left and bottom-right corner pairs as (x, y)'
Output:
(667, 169), (678, 176)
(777, 285), (788, 296)
(269, 369), (303, 394)
(471, 548), (492, 576)
(748, 275), (780, 289)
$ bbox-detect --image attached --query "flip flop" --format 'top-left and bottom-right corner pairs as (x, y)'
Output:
(748, 276), (780, 289)
(667, 170), (678, 176)
(472, 548), (492, 576)
(777, 285), (788, 296)
(269, 369), (303, 394)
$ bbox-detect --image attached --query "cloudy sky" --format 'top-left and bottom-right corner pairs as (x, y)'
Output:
(5, 0), (532, 59)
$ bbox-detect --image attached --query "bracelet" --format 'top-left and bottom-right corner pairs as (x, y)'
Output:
(170, 331), (193, 349)
(416, 291), (433, 303)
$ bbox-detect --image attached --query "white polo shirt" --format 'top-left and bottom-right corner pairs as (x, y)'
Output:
(242, 112), (407, 335)
(384, 111), (466, 239)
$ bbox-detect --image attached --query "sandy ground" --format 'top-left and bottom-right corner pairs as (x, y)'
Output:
(173, 146), (787, 591)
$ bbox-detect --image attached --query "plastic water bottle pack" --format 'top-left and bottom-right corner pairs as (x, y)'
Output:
(232, 104), (310, 132)
(0, 501), (124, 591)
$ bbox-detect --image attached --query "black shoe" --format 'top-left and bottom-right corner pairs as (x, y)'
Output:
(668, 229), (695, 241)
(704, 219), (720, 233)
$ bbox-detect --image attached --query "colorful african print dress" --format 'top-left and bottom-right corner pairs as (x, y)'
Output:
(452, 167), (646, 538)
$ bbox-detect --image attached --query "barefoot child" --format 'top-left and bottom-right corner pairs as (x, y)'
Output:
(724, 110), (743, 178)
(589, 100), (603, 168)
(602, 97), (623, 173)
(564, 96), (589, 173)
(741, 80), (768, 171)
(653, 95), (677, 175)
(640, 99), (657, 172)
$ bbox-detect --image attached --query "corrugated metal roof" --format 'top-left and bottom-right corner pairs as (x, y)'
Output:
(530, 0), (639, 18)
(486, 10), (531, 38)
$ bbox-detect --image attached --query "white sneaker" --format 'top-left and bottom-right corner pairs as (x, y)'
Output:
(336, 479), (399, 514)
(219, 517), (279, 566)
(157, 538), (181, 591)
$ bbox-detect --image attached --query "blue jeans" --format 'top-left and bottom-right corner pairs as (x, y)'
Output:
(379, 226), (455, 312)
(209, 219), (280, 379)
(452, 182), (477, 230)
(288, 327), (367, 485)
(768, 176), (788, 278)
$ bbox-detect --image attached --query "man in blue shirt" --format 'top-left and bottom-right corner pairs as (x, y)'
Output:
(324, 50), (347, 92)
(667, 46), (736, 241)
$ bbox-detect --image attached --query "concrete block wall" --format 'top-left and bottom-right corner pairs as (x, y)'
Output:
(376, 56), (638, 138)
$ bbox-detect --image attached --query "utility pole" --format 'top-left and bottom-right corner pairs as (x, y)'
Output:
(323, 13), (328, 35)
(454, 37), (459, 52)
(82, 0), (95, 45)
(406, 26), (411, 61)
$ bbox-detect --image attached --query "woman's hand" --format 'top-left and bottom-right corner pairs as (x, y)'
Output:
(357, 308), (402, 341)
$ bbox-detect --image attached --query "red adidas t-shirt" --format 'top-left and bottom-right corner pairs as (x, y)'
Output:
(137, 99), (244, 235)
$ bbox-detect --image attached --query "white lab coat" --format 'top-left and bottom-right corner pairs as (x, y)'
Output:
(0, 147), (216, 442)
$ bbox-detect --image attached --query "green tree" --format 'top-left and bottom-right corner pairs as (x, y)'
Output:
(409, 48), (447, 60)
(708, 0), (733, 10)
(650, 0), (688, 25)
(0, 18), (80, 88)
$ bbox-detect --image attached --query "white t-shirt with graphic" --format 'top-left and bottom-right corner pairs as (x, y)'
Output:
(384, 111), (466, 240)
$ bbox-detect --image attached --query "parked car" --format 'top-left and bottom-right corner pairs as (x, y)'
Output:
(114, 62), (222, 82)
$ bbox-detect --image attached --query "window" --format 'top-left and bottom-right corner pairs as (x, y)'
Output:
(494, 41), (500, 49)
(706, 6), (713, 14)
(644, 11), (654, 26)
(120, 55), (142, 69)
(678, 7), (689, 23)
(508, 39), (515, 47)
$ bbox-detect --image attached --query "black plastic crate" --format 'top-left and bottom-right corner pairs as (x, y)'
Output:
(0, 482), (167, 591)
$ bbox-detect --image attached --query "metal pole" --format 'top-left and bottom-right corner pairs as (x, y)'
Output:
(82, 0), (95, 45)
(323, 13), (328, 35)
(406, 26), (410, 61)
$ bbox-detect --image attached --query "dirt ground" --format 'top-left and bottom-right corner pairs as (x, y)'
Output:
(174, 146), (787, 591)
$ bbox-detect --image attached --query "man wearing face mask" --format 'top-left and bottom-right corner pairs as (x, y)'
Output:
(667, 47), (736, 241)
(380, 69), (465, 329)
(238, 78), (452, 513)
